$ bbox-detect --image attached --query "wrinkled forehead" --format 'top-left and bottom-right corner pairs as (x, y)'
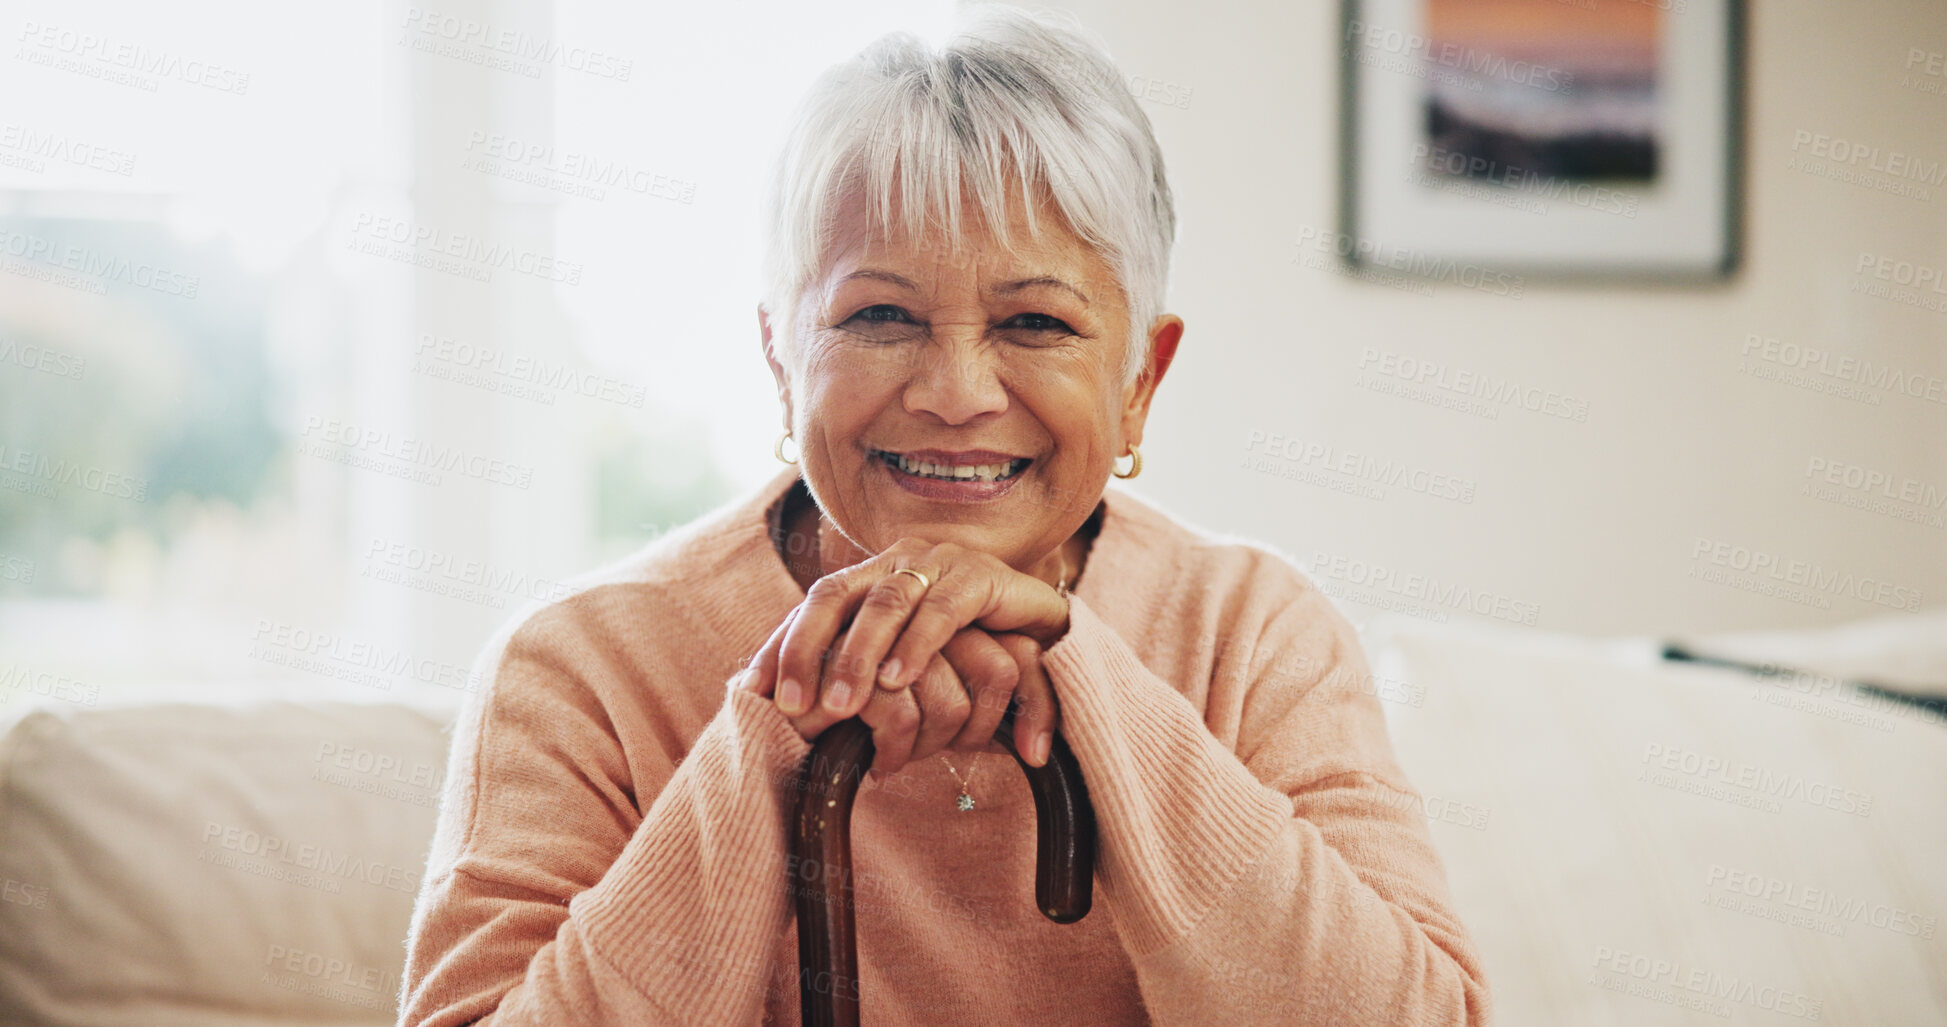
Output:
(812, 178), (1111, 303)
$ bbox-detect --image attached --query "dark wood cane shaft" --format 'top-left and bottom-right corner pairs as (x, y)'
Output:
(789, 706), (1096, 1027)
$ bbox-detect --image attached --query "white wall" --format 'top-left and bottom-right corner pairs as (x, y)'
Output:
(1045, 0), (1947, 635)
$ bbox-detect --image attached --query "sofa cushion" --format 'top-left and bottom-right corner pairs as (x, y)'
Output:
(0, 700), (452, 1027)
(1370, 617), (1947, 1027)
(1672, 607), (1947, 697)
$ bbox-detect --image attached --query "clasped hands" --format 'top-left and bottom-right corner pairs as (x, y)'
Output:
(739, 539), (1071, 777)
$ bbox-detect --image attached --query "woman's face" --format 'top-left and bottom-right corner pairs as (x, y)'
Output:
(761, 185), (1181, 572)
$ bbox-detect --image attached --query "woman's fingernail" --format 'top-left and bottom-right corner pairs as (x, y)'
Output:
(1032, 731), (1051, 766)
(778, 678), (802, 712)
(824, 680), (852, 712)
(877, 658), (903, 688)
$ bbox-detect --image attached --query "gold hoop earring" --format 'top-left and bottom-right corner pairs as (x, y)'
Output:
(774, 431), (798, 465)
(1112, 443), (1142, 479)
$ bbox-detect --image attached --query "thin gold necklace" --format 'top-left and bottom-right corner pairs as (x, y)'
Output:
(935, 550), (1068, 811)
(937, 752), (985, 812)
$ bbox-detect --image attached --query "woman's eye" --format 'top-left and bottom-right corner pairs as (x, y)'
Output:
(849, 305), (910, 324)
(1005, 312), (1073, 334)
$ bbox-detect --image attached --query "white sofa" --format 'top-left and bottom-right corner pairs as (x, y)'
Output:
(3, 617), (1943, 1026)
(0, 700), (450, 1027)
(1370, 616), (1947, 1026)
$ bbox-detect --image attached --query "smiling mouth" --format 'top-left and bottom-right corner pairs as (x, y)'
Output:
(869, 449), (1032, 483)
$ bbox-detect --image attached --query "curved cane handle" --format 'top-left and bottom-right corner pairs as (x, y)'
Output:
(790, 705), (1096, 1027)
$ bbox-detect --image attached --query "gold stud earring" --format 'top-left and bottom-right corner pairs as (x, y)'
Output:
(1112, 443), (1142, 479)
(774, 430), (798, 465)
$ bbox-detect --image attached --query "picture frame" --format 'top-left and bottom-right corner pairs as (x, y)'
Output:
(1338, 0), (1745, 281)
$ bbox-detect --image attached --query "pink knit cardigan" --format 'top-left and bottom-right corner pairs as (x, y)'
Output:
(396, 466), (1490, 1025)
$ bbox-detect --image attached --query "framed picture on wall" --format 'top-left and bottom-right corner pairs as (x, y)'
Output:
(1339, 0), (1744, 280)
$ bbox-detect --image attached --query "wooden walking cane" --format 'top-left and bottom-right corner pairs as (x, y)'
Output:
(789, 704), (1096, 1026)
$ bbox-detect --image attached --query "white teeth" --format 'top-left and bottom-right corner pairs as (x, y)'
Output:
(883, 452), (1025, 482)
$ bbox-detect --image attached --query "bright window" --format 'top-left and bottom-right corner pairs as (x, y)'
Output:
(1, 0), (952, 713)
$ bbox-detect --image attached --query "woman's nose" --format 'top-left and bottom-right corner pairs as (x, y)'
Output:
(902, 339), (1008, 425)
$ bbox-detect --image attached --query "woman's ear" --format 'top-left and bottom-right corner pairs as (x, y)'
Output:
(758, 303), (794, 425)
(1119, 313), (1184, 450)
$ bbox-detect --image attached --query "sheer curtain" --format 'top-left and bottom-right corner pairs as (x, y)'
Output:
(0, 0), (950, 713)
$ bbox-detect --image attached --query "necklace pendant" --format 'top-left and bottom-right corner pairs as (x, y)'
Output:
(956, 792), (975, 812)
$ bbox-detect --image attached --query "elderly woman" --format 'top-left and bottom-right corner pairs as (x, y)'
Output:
(399, 6), (1488, 1025)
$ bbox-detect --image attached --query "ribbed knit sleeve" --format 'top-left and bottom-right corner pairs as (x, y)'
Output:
(1040, 586), (1492, 1026)
(395, 607), (812, 1026)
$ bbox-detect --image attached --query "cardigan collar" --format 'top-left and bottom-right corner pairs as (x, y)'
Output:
(684, 463), (1161, 666)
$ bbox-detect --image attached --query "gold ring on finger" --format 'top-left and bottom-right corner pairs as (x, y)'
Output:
(892, 567), (932, 590)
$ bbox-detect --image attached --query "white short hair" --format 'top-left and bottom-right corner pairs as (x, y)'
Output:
(759, 3), (1177, 391)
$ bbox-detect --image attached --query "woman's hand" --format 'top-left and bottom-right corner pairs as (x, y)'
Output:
(748, 539), (1070, 768)
(782, 539), (1068, 767)
(740, 604), (1056, 774)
